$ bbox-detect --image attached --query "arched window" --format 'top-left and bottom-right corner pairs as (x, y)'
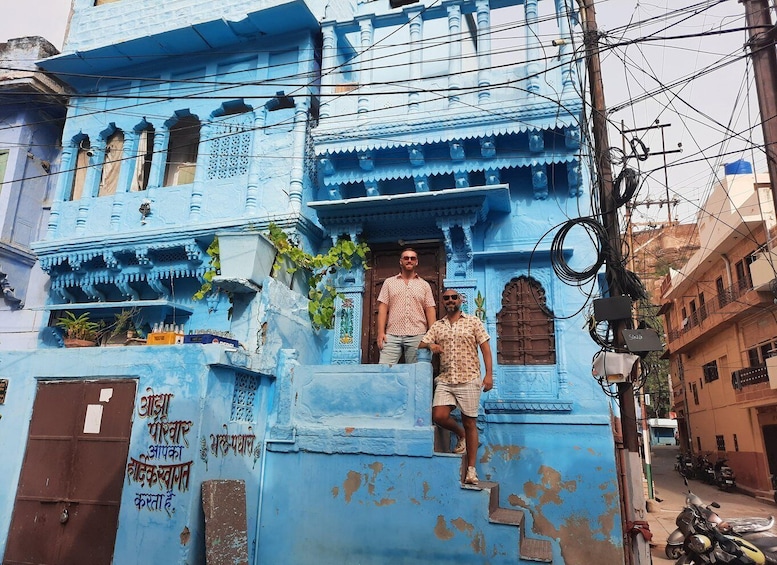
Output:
(70, 136), (90, 201)
(131, 124), (155, 191)
(164, 114), (200, 186)
(496, 276), (556, 365)
(98, 129), (124, 196)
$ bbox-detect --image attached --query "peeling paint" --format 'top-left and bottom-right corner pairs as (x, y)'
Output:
(434, 515), (454, 540)
(331, 486), (339, 498)
(451, 517), (473, 533)
(588, 447), (598, 455)
(343, 470), (361, 503)
(368, 462), (383, 476)
(344, 427), (354, 434)
(374, 498), (395, 506)
(559, 515), (622, 564)
(180, 526), (190, 545)
(479, 443), (523, 464)
(471, 531), (486, 555)
(410, 497), (420, 505)
(422, 481), (432, 500)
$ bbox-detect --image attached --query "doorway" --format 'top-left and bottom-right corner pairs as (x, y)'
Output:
(4, 379), (136, 565)
(361, 242), (446, 364)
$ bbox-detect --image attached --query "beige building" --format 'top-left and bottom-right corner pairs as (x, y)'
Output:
(660, 161), (777, 494)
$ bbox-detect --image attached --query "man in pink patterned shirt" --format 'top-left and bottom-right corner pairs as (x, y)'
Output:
(376, 248), (436, 364)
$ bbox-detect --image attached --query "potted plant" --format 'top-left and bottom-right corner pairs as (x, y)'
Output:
(102, 308), (142, 345)
(56, 311), (102, 348)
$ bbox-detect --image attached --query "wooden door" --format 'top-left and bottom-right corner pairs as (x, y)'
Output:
(361, 243), (446, 364)
(4, 379), (136, 565)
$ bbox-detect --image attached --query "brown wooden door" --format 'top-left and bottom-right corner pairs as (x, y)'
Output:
(4, 379), (136, 565)
(361, 242), (446, 364)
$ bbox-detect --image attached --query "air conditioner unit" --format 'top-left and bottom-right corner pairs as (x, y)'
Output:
(767, 356), (777, 389)
(750, 250), (777, 290)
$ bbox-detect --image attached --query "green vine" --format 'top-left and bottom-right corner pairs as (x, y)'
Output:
(193, 236), (234, 318)
(267, 223), (369, 330)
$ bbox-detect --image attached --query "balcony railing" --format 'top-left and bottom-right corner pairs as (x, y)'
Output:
(731, 365), (769, 390)
(667, 278), (753, 342)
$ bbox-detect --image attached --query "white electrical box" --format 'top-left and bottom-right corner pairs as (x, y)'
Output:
(592, 351), (639, 383)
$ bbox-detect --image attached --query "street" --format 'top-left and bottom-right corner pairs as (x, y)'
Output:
(649, 445), (777, 563)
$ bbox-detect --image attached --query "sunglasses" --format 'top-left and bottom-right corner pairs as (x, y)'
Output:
(442, 294), (459, 301)
(401, 256), (418, 261)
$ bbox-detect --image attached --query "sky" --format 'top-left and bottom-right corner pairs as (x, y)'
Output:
(0, 0), (764, 227)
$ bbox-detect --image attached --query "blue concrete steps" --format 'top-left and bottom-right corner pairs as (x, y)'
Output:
(460, 471), (553, 562)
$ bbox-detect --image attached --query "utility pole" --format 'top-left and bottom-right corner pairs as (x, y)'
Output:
(580, 1), (649, 564)
(741, 0), (777, 208)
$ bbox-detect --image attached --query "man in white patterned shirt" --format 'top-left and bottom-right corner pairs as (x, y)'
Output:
(419, 289), (493, 484)
(376, 248), (436, 364)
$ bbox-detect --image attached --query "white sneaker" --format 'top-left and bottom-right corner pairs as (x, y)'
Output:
(465, 466), (479, 484)
(454, 436), (466, 454)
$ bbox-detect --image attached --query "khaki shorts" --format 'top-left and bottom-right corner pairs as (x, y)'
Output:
(433, 378), (481, 417)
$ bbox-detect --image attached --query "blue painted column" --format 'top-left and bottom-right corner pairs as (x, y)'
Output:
(288, 99), (309, 214)
(447, 3), (462, 107)
(556, 0), (576, 95)
(111, 130), (137, 231)
(76, 140), (105, 234)
(189, 123), (212, 221)
(47, 143), (75, 237)
(475, 0), (491, 104)
(357, 17), (373, 117)
(319, 24), (337, 121)
(245, 112), (264, 215)
(406, 7), (423, 112)
(526, 0), (541, 94)
(146, 127), (168, 190)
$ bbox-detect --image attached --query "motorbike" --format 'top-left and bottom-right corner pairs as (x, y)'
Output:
(715, 457), (737, 491)
(695, 454), (716, 485)
(665, 486), (776, 561)
(671, 495), (766, 564)
(676, 452), (696, 479)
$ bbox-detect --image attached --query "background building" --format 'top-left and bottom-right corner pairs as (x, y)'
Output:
(660, 160), (777, 494)
(0, 36), (67, 348)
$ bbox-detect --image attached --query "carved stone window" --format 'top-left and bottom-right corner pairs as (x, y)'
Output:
(131, 126), (154, 191)
(70, 137), (90, 201)
(164, 115), (200, 186)
(98, 129), (124, 196)
(496, 276), (556, 365)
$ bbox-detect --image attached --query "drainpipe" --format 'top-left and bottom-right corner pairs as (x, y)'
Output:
(721, 253), (734, 289)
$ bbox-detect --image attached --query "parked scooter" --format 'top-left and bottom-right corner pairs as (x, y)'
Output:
(715, 457), (737, 491)
(694, 453), (716, 485)
(665, 485), (776, 561)
(676, 452), (696, 479)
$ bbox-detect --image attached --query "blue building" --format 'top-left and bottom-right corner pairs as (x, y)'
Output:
(0, 1), (625, 564)
(0, 37), (67, 348)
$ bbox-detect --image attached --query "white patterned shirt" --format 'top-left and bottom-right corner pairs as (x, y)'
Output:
(421, 313), (490, 384)
(377, 273), (435, 336)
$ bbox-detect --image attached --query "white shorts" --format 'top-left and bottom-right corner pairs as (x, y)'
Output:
(433, 378), (481, 417)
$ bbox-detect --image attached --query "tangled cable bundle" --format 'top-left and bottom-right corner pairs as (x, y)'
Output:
(550, 217), (610, 285)
(613, 167), (639, 208)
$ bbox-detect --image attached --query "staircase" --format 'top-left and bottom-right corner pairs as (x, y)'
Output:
(460, 462), (554, 562)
